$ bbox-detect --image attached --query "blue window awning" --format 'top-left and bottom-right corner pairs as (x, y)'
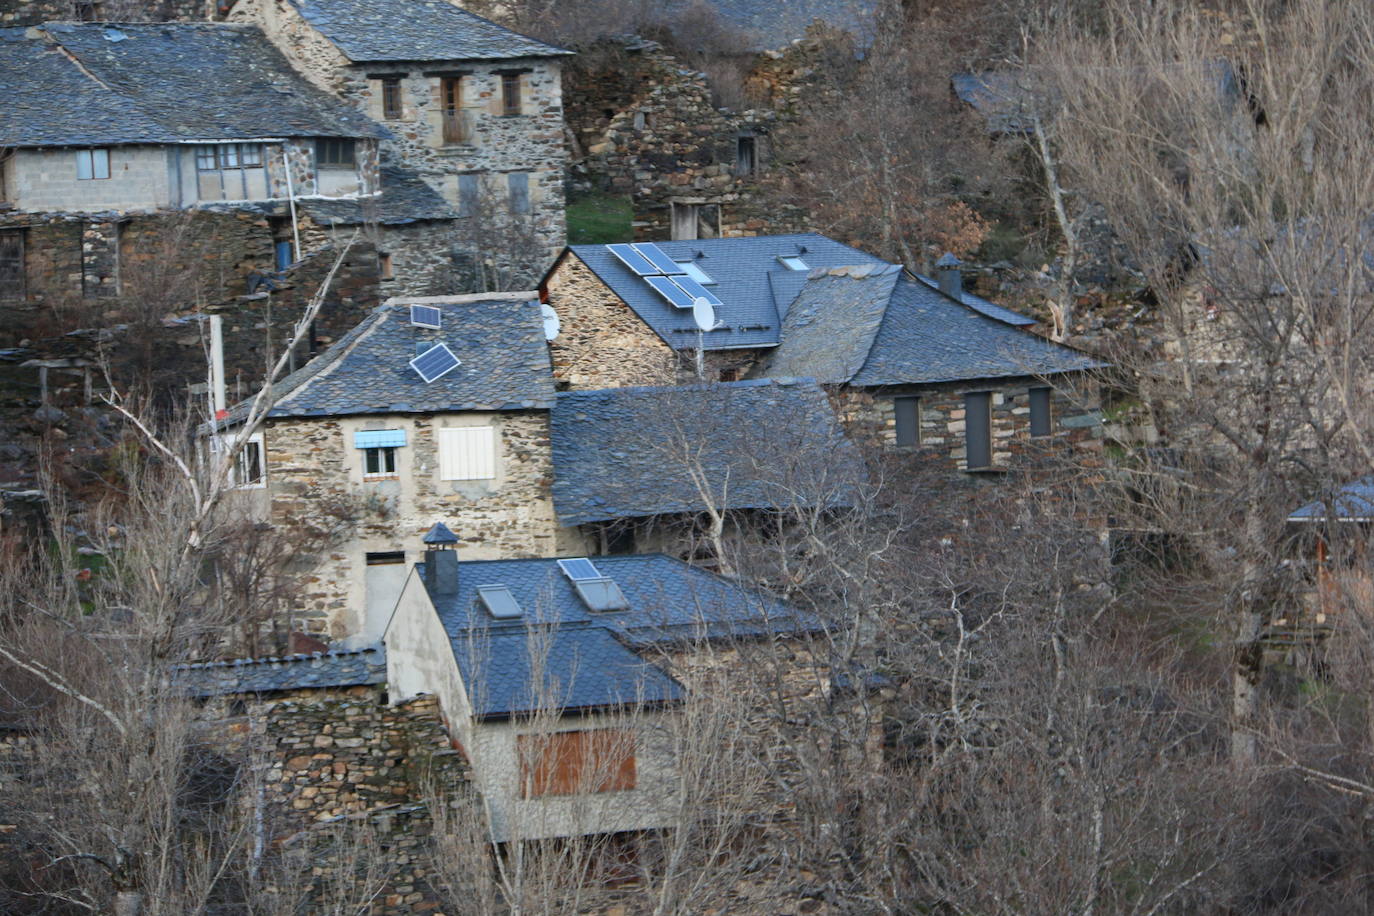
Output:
(354, 429), (407, 449)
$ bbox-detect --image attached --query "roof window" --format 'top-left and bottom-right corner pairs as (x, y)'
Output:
(675, 261), (715, 285)
(478, 584), (523, 620)
(778, 256), (809, 271)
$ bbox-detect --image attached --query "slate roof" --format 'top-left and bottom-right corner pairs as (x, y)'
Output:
(755, 268), (1105, 388)
(564, 234), (890, 351)
(668, 0), (877, 50)
(913, 273), (1036, 326)
(297, 165), (457, 226)
(1289, 476), (1374, 521)
(291, 0), (571, 62)
(426, 554), (819, 718)
(221, 297), (555, 424)
(551, 378), (862, 526)
(1, 23), (384, 148)
(171, 648), (386, 698)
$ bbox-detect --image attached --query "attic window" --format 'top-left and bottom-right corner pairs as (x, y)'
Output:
(477, 584), (523, 620)
(316, 139), (356, 169)
(778, 256), (808, 271)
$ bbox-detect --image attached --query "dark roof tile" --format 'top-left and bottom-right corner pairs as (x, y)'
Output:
(297, 165), (457, 226)
(292, 0), (571, 62)
(171, 648), (385, 697)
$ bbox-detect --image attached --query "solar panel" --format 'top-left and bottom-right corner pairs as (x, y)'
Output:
(557, 557), (602, 581)
(670, 274), (722, 307)
(410, 304), (442, 329)
(477, 584), (523, 620)
(646, 275), (696, 308)
(606, 243), (659, 276)
(573, 577), (630, 612)
(633, 243), (684, 275)
(409, 343), (461, 383)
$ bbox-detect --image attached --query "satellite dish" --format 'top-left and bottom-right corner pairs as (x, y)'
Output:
(692, 297), (717, 332)
(540, 303), (561, 341)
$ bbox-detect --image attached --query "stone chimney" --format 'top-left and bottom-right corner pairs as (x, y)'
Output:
(936, 252), (963, 300)
(421, 521), (460, 596)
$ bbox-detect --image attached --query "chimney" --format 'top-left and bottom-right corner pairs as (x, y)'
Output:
(421, 522), (460, 596)
(936, 252), (963, 300)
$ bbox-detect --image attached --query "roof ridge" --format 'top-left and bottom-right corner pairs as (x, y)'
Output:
(557, 377), (817, 400)
(171, 646), (379, 671)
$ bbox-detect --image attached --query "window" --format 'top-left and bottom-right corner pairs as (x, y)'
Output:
(441, 77), (469, 144)
(366, 551), (406, 565)
(214, 433), (266, 488)
(518, 730), (636, 798)
(74, 0), (101, 20)
(196, 143), (263, 171)
(894, 396), (921, 447)
(1029, 387), (1053, 437)
(76, 148), (110, 181)
(507, 171), (530, 215)
(779, 255), (809, 271)
(457, 173), (480, 217)
(437, 426), (496, 481)
(380, 76), (404, 120)
(675, 261), (715, 284)
(735, 135), (757, 176)
(501, 72), (523, 116)
(0, 230), (24, 300)
(363, 446), (397, 477)
(316, 139), (356, 169)
(379, 252), (393, 280)
(964, 392), (992, 470)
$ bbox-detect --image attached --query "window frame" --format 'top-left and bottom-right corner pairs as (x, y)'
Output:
(441, 76), (469, 145)
(893, 396), (921, 447)
(964, 391), (993, 470)
(363, 445), (398, 478)
(380, 76), (404, 120)
(316, 139), (357, 170)
(1029, 386), (1053, 438)
(76, 148), (111, 181)
(501, 72), (523, 117)
(214, 433), (267, 489)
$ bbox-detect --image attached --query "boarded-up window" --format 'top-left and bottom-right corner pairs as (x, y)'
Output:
(441, 77), (469, 144)
(507, 172), (530, 215)
(519, 729), (636, 798)
(457, 173), (480, 218)
(894, 396), (920, 447)
(0, 230), (24, 300)
(437, 426), (496, 480)
(965, 392), (992, 470)
(1029, 386), (1052, 437)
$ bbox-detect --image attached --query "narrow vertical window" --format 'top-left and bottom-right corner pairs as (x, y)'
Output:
(381, 76), (404, 119)
(442, 77), (467, 144)
(894, 396), (921, 447)
(964, 392), (992, 470)
(0, 229), (24, 300)
(1029, 386), (1052, 437)
(735, 135), (757, 176)
(507, 171), (530, 215)
(379, 252), (394, 280)
(501, 72), (522, 116)
(457, 173), (480, 218)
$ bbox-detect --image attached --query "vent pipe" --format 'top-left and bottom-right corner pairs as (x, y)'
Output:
(209, 313), (227, 420)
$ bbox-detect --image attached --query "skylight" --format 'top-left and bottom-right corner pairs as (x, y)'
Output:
(410, 304), (442, 329)
(573, 577), (630, 612)
(676, 261), (715, 285)
(779, 256), (809, 271)
(409, 343), (461, 383)
(477, 584), (523, 620)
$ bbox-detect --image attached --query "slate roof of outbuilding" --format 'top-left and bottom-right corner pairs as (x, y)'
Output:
(1, 23), (384, 148)
(297, 165), (457, 226)
(756, 268), (1105, 387)
(550, 378), (862, 526)
(221, 297), (555, 424)
(668, 0), (877, 50)
(171, 648), (386, 697)
(1289, 476), (1374, 521)
(291, 0), (571, 62)
(426, 554), (819, 718)
(912, 273), (1037, 326)
(564, 234), (890, 352)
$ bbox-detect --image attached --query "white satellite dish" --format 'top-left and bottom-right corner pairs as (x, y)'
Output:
(540, 303), (561, 341)
(692, 297), (717, 332)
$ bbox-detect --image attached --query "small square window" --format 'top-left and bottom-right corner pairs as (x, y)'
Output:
(364, 446), (397, 477)
(76, 148), (110, 181)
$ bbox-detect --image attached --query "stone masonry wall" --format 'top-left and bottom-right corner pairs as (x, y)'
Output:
(542, 252), (677, 389)
(263, 410), (562, 641)
(0, 0), (207, 26)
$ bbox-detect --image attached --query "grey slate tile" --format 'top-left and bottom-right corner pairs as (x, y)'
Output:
(172, 648), (386, 697)
(297, 165), (457, 226)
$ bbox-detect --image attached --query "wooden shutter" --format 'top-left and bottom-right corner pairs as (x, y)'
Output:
(1029, 387), (1052, 437)
(893, 396), (920, 447)
(519, 729), (636, 798)
(437, 426), (495, 480)
(964, 392), (992, 469)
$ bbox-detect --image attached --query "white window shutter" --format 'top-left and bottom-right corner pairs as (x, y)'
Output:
(438, 426), (496, 480)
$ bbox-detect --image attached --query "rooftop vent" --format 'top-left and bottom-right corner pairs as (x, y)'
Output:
(477, 584), (523, 620)
(410, 304), (442, 329)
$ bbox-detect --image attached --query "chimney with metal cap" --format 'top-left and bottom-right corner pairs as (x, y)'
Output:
(422, 522), (460, 596)
(936, 252), (963, 300)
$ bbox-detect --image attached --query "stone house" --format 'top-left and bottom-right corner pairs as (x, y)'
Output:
(384, 528), (824, 841)
(214, 293), (575, 647)
(229, 0), (573, 277)
(549, 378), (862, 560)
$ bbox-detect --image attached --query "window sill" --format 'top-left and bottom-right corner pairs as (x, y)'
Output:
(363, 474), (399, 481)
(232, 481), (268, 490)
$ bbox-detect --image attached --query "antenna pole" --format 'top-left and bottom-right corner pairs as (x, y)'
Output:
(695, 330), (705, 381)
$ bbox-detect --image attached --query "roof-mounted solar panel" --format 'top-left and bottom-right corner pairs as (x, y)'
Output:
(573, 577), (630, 612)
(633, 243), (684, 275)
(557, 557), (602, 581)
(670, 274), (722, 307)
(409, 343), (461, 383)
(606, 243), (659, 276)
(410, 304), (442, 329)
(477, 584), (523, 620)
(646, 275), (696, 308)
